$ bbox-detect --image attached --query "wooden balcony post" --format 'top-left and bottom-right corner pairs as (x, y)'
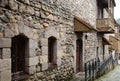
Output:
(108, 0), (111, 18)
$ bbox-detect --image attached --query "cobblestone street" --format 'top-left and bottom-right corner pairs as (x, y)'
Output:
(95, 65), (120, 81)
(71, 65), (120, 81)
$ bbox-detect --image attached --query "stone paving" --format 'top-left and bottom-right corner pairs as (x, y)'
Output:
(71, 72), (85, 81)
(71, 65), (120, 81)
(95, 65), (120, 81)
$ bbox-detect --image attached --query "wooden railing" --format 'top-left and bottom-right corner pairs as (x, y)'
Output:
(84, 58), (98, 81)
(84, 54), (118, 81)
(97, 55), (113, 76)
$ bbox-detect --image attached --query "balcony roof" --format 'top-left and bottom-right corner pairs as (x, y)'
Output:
(102, 37), (111, 45)
(110, 36), (120, 51)
(74, 16), (97, 32)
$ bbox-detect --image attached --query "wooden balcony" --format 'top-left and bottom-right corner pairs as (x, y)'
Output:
(96, 18), (115, 33)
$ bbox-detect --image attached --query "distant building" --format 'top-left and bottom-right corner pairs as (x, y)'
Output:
(0, 0), (118, 81)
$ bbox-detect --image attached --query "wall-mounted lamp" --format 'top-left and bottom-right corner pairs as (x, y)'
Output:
(85, 34), (88, 39)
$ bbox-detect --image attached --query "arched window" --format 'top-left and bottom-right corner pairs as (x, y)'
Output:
(11, 35), (29, 80)
(48, 36), (57, 69)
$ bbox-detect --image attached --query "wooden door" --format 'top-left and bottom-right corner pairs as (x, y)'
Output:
(76, 39), (83, 73)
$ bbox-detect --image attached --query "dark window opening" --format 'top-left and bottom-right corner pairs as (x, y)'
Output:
(16, 0), (22, 2)
(96, 47), (99, 58)
(103, 45), (105, 61)
(76, 39), (83, 73)
(0, 0), (2, 3)
(48, 36), (57, 69)
(5, 5), (11, 10)
(119, 54), (120, 60)
(11, 35), (29, 81)
(0, 48), (2, 59)
(97, 0), (104, 18)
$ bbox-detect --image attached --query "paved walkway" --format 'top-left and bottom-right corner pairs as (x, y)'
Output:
(95, 65), (120, 81)
(71, 72), (85, 81)
(71, 65), (120, 81)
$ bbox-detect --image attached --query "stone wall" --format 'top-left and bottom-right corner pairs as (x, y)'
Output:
(0, 0), (100, 81)
(41, 0), (97, 27)
(97, 34), (104, 62)
(84, 33), (97, 62)
(97, 34), (112, 63)
(0, 0), (74, 80)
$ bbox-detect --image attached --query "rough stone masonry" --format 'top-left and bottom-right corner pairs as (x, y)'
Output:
(0, 0), (102, 81)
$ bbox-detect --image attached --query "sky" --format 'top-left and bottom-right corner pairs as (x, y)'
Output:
(114, 0), (120, 19)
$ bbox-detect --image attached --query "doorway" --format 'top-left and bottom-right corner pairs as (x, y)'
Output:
(76, 39), (83, 73)
(11, 35), (29, 80)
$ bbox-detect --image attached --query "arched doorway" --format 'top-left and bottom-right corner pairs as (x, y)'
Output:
(48, 36), (57, 69)
(76, 39), (83, 73)
(11, 35), (29, 80)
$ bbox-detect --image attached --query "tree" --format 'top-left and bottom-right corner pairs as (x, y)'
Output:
(116, 18), (120, 25)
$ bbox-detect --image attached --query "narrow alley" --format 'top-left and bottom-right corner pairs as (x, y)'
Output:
(0, 0), (120, 81)
(95, 65), (120, 81)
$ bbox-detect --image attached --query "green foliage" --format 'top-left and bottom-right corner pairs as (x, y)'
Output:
(116, 18), (120, 25)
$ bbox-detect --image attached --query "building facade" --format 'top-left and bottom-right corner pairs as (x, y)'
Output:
(0, 0), (117, 81)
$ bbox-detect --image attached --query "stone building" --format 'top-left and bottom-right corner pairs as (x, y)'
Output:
(0, 0), (117, 81)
